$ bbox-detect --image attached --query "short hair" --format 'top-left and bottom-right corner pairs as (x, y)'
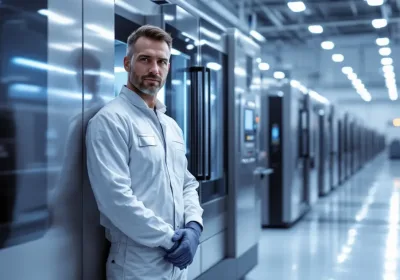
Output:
(126, 25), (172, 57)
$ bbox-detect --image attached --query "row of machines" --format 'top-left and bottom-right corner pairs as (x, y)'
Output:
(262, 75), (386, 228)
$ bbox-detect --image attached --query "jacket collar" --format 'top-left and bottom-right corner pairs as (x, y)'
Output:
(120, 85), (167, 114)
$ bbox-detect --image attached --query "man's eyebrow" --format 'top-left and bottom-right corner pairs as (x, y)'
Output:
(137, 54), (168, 60)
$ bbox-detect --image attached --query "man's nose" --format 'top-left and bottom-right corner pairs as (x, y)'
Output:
(148, 61), (160, 75)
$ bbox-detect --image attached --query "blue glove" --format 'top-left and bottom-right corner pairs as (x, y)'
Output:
(164, 240), (180, 254)
(164, 222), (202, 270)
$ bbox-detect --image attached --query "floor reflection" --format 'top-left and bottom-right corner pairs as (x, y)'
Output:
(246, 155), (400, 280)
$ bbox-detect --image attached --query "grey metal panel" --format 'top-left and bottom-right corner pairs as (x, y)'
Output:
(226, 28), (261, 258)
(187, 244), (201, 280)
(199, 18), (227, 55)
(194, 258), (236, 280)
(0, 0), (84, 279)
(201, 230), (226, 272)
(82, 0), (115, 279)
(282, 82), (293, 223)
(259, 76), (271, 226)
(199, 197), (226, 242)
(115, 0), (161, 19)
(161, 4), (199, 46)
(236, 244), (258, 279)
(284, 86), (306, 223)
(330, 105), (340, 188)
(308, 100), (320, 205)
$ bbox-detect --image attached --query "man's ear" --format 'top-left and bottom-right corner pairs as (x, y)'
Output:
(123, 56), (131, 72)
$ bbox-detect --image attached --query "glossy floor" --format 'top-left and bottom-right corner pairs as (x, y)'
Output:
(246, 154), (400, 280)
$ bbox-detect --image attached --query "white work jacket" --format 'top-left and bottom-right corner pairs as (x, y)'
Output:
(86, 85), (204, 280)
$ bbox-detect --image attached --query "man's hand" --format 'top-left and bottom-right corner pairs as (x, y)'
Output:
(164, 222), (202, 270)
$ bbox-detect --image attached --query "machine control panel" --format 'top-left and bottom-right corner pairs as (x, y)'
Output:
(241, 101), (257, 160)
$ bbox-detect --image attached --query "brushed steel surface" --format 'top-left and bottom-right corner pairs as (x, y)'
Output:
(201, 230), (226, 272)
(226, 28), (261, 258)
(82, 0), (115, 279)
(0, 0), (84, 279)
(187, 244), (201, 280)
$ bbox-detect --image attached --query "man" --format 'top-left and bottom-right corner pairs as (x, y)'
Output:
(86, 25), (204, 280)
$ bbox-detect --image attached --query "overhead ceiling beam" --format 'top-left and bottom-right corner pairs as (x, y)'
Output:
(253, 0), (282, 27)
(244, 0), (361, 5)
(257, 17), (400, 33)
(350, 1), (358, 16)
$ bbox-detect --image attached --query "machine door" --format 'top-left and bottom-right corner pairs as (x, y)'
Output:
(197, 44), (227, 204)
(308, 107), (319, 205)
(0, 1), (49, 248)
(164, 23), (197, 156)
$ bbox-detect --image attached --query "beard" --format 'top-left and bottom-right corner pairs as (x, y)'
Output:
(130, 72), (164, 96)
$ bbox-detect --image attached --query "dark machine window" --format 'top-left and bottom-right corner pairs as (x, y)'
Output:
(0, 0), (49, 248)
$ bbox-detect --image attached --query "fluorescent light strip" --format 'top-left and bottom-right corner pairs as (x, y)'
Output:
(341, 67), (371, 102)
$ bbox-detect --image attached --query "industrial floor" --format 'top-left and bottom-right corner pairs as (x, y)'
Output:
(245, 153), (399, 280)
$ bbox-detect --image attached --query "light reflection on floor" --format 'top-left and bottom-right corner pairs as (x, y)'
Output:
(246, 155), (400, 280)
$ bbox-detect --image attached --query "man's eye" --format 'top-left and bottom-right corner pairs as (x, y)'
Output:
(140, 57), (148, 62)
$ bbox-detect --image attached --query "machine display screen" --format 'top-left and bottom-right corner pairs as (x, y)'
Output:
(244, 109), (254, 131)
(271, 124), (280, 144)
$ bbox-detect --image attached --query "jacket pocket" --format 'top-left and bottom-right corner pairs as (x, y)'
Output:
(138, 134), (157, 147)
(172, 140), (186, 179)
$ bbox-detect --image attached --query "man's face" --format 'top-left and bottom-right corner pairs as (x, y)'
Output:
(124, 36), (170, 96)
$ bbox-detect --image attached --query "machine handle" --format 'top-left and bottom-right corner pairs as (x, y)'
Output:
(253, 167), (274, 176)
(189, 67), (202, 179)
(189, 66), (211, 181)
(206, 67), (211, 180)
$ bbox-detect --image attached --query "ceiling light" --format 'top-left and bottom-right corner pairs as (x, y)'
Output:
(250, 30), (266, 42)
(321, 41), (334, 50)
(274, 71), (285, 79)
(287, 1), (306, 12)
(347, 73), (357, 80)
(290, 80), (301, 88)
(386, 80), (396, 88)
(259, 62), (270, 71)
(206, 62), (222, 71)
(389, 89), (398, 100)
(352, 79), (363, 87)
(308, 25), (323, 34)
(379, 47), (391, 56)
(367, 0), (384, 6)
(256, 57), (262, 63)
(381, 57), (393, 65)
(362, 94), (372, 102)
(357, 87), (368, 95)
(356, 83), (366, 90)
(372, 19), (387, 29)
(332, 54), (344, 62)
(385, 72), (395, 79)
(171, 48), (181, 56)
(383, 65), (394, 72)
(342, 66), (353, 74)
(376, 37), (390, 46)
(164, 14), (175, 21)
